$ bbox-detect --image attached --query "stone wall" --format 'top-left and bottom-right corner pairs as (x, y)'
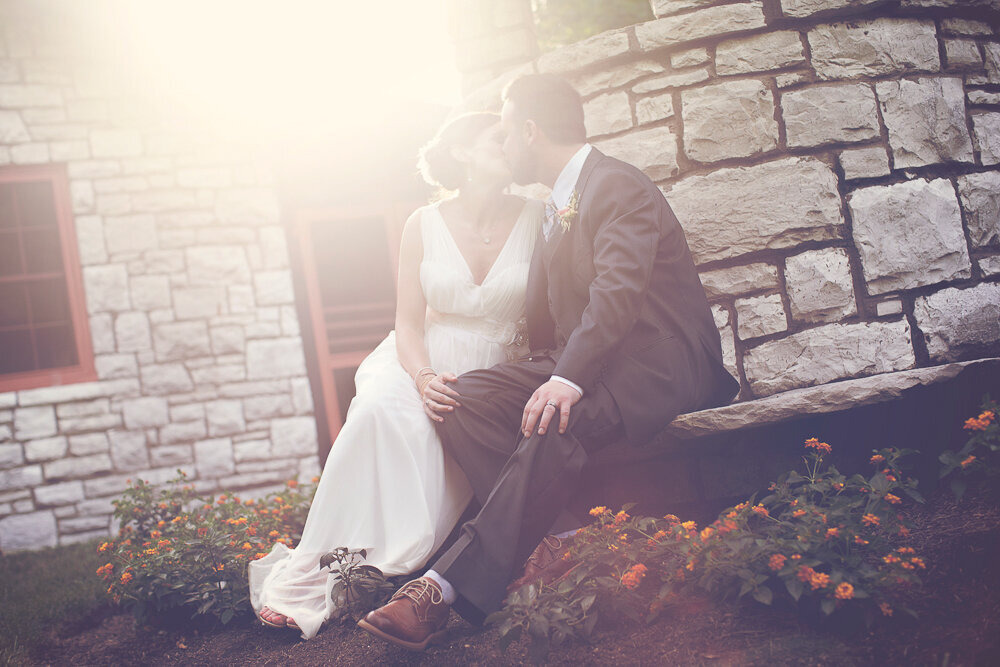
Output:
(0, 9), (318, 551)
(448, 0), (538, 95)
(465, 0), (1000, 400)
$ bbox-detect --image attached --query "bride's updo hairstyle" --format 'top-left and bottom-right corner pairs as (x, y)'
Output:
(418, 111), (500, 191)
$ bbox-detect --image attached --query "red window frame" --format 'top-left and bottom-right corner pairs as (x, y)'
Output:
(0, 164), (95, 393)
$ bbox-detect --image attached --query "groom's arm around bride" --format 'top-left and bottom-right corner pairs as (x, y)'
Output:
(359, 73), (739, 651)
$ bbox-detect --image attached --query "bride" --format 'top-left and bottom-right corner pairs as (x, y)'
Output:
(249, 112), (544, 639)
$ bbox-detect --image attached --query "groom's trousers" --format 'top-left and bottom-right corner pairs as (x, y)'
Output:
(430, 354), (624, 624)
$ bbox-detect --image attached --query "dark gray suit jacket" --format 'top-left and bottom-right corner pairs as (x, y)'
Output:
(525, 148), (738, 444)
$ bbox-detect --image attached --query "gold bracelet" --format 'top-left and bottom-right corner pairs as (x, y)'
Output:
(418, 375), (434, 396)
(414, 366), (435, 380)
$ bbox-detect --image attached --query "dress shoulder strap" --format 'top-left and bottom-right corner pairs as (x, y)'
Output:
(418, 201), (448, 261)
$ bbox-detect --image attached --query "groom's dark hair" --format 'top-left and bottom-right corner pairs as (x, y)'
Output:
(502, 74), (586, 145)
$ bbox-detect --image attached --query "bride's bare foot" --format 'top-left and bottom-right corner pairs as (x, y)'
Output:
(258, 606), (298, 630)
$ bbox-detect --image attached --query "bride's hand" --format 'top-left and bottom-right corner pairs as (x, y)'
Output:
(420, 373), (462, 422)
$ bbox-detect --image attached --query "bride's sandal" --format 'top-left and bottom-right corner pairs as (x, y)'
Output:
(257, 606), (290, 629)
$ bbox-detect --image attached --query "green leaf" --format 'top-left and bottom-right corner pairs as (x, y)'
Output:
(751, 586), (773, 605)
(497, 624), (522, 652)
(527, 633), (550, 664)
(950, 478), (967, 501)
(785, 577), (803, 601)
(820, 599), (836, 616)
(531, 615), (549, 638)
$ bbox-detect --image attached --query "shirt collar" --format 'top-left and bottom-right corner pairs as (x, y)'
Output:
(550, 144), (592, 210)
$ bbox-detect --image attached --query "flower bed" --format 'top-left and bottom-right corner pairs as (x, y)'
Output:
(97, 472), (317, 624)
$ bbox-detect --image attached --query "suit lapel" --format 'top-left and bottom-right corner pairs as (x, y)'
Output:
(544, 148), (605, 270)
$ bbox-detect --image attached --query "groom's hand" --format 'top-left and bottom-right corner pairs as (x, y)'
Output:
(522, 380), (582, 437)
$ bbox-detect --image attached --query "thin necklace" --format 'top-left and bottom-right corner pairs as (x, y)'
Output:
(458, 197), (501, 244)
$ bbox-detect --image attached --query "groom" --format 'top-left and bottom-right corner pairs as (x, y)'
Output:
(359, 74), (739, 650)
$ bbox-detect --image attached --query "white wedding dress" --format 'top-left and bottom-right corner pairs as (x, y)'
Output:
(249, 198), (543, 639)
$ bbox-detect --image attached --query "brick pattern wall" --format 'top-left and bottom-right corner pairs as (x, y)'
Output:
(461, 0), (1000, 401)
(0, 10), (319, 551)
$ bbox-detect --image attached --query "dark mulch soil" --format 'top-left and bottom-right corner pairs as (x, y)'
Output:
(28, 489), (1000, 666)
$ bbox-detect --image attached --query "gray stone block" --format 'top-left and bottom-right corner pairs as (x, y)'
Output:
(638, 2), (766, 50)
(34, 480), (84, 506)
(957, 171), (1000, 248)
(206, 400), (245, 437)
(839, 146), (891, 180)
(780, 0), (882, 17)
(109, 430), (150, 471)
(736, 293), (787, 340)
(877, 77), (974, 168)
(83, 264), (131, 313)
(809, 19), (939, 80)
(24, 436), (68, 462)
(114, 311), (152, 353)
(573, 61), (666, 97)
(914, 283), (1000, 361)
(538, 29), (630, 74)
(14, 406), (56, 440)
(153, 321), (211, 361)
(716, 31), (805, 75)
(270, 417), (318, 457)
(668, 157), (844, 264)
(782, 83), (880, 148)
(849, 178), (971, 294)
(744, 320), (915, 396)
(584, 91), (633, 137)
(785, 247), (857, 323)
(682, 79), (778, 163)
(0, 510), (57, 551)
(122, 397), (169, 430)
(0, 465), (42, 491)
(194, 438), (235, 477)
(972, 112), (1000, 166)
(43, 454), (112, 481)
(595, 125), (679, 181)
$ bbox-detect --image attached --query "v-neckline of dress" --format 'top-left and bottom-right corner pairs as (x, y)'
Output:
(434, 200), (529, 288)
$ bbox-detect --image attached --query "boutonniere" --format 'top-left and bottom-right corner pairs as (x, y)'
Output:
(557, 190), (579, 232)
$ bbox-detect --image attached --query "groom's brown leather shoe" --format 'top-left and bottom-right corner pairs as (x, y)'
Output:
(358, 577), (450, 651)
(506, 535), (577, 595)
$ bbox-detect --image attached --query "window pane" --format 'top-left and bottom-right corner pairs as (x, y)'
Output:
(22, 228), (64, 274)
(16, 181), (58, 227)
(0, 329), (35, 374)
(0, 184), (15, 229)
(27, 277), (70, 324)
(0, 282), (29, 327)
(0, 230), (23, 276)
(35, 323), (78, 369)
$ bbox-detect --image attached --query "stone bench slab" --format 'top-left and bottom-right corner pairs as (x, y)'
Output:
(660, 357), (1000, 442)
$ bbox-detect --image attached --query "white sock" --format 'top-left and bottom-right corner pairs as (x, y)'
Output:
(423, 569), (457, 605)
(554, 528), (579, 539)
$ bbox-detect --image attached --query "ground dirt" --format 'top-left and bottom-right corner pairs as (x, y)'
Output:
(27, 489), (1000, 666)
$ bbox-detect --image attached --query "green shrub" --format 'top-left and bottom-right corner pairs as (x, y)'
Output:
(97, 471), (316, 625)
(940, 397), (999, 499)
(319, 547), (396, 623)
(492, 438), (926, 659)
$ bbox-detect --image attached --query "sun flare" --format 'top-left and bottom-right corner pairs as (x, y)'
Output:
(68, 0), (462, 145)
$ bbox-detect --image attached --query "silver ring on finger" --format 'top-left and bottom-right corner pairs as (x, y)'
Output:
(545, 400), (558, 408)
